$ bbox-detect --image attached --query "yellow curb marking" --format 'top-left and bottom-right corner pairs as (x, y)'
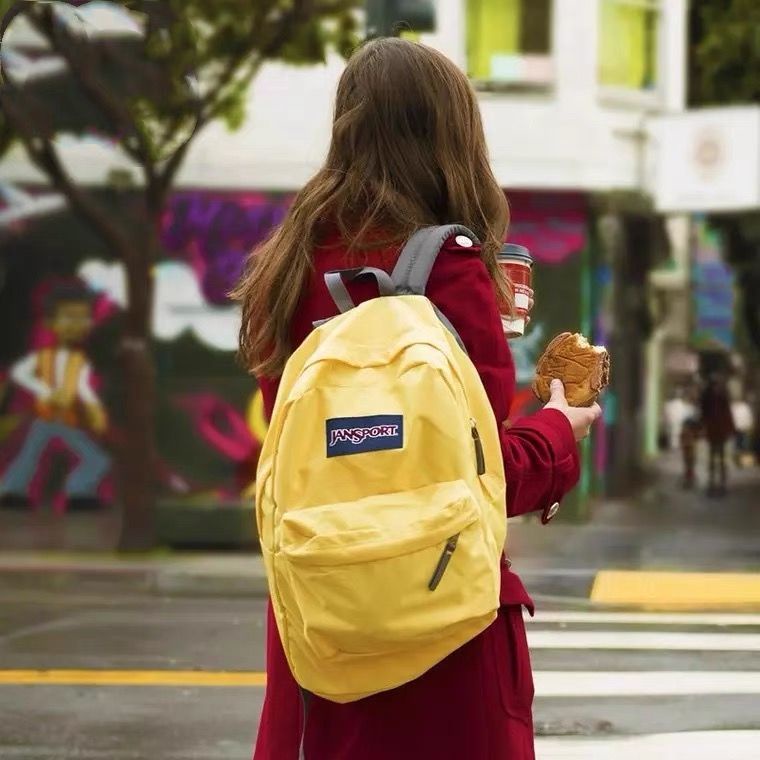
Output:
(0, 670), (267, 687)
(591, 571), (760, 609)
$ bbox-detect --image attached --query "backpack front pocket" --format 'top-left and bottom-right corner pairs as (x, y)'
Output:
(277, 480), (497, 659)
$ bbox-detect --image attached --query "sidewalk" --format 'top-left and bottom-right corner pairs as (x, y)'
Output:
(0, 551), (269, 597)
(1, 451), (758, 603)
(510, 448), (760, 575)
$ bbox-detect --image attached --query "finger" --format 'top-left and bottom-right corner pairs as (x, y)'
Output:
(579, 409), (599, 430)
(549, 379), (566, 404)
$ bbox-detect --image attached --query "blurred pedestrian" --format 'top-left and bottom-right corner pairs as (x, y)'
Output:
(731, 393), (754, 467)
(679, 416), (700, 490)
(663, 387), (696, 451)
(235, 38), (600, 760)
(700, 374), (735, 497)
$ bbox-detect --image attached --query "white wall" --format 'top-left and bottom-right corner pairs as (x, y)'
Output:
(0, 0), (689, 193)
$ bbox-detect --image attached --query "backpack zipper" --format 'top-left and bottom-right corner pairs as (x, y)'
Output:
(439, 348), (486, 478)
(471, 421), (486, 475)
(428, 534), (460, 591)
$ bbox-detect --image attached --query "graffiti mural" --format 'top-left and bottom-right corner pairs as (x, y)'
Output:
(80, 259), (242, 351)
(691, 216), (734, 351)
(505, 192), (589, 421)
(507, 191), (587, 265)
(0, 280), (112, 511)
(0, 190), (292, 515)
(161, 191), (293, 304)
(1, 188), (602, 523)
(511, 323), (546, 386)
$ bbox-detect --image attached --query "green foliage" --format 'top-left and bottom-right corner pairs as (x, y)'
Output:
(690, 0), (760, 105)
(0, 0), (361, 165)
(129, 0), (360, 148)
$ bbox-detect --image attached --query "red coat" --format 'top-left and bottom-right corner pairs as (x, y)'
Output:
(255, 232), (580, 760)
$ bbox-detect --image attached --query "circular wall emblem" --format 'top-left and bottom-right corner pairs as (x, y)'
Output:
(692, 128), (725, 180)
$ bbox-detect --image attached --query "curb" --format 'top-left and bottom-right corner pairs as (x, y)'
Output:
(0, 560), (591, 600)
(591, 570), (760, 609)
(152, 569), (270, 598)
(0, 557), (270, 598)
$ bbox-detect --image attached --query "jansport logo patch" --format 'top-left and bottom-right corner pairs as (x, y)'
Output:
(326, 415), (404, 458)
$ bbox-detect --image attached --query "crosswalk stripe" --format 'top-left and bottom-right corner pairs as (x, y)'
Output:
(526, 611), (760, 626)
(535, 731), (760, 759)
(527, 630), (760, 651)
(533, 670), (760, 697)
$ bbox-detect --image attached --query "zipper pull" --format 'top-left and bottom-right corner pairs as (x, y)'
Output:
(429, 535), (460, 591)
(471, 423), (486, 475)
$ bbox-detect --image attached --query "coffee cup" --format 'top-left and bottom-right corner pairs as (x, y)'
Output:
(497, 243), (533, 338)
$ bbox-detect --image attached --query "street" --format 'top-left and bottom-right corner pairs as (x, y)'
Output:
(2, 587), (760, 759)
(1, 1), (759, 758)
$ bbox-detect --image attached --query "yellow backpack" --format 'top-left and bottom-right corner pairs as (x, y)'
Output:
(256, 225), (507, 704)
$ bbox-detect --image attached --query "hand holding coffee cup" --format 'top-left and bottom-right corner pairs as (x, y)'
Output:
(497, 244), (534, 339)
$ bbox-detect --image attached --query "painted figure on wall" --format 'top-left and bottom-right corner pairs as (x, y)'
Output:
(0, 282), (111, 510)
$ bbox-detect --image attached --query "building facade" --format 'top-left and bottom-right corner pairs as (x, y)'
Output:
(0, 0), (689, 535)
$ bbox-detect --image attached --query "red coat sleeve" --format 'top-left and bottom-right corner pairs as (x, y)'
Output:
(426, 239), (580, 519)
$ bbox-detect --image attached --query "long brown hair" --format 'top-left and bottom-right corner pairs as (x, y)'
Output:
(233, 37), (510, 376)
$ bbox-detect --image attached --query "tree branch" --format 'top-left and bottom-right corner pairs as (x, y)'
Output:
(1, 91), (136, 263)
(28, 5), (157, 180)
(156, 0), (355, 202)
(260, 0), (314, 58)
(156, 0), (319, 194)
(0, 119), (15, 158)
(151, 114), (197, 204)
(35, 140), (136, 262)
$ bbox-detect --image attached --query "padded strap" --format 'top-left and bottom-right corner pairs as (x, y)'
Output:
(391, 225), (480, 296)
(324, 266), (395, 314)
(432, 304), (466, 353)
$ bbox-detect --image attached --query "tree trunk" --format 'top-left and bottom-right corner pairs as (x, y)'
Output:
(117, 227), (158, 552)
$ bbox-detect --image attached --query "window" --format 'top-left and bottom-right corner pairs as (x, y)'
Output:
(598, 0), (660, 92)
(467, 0), (553, 89)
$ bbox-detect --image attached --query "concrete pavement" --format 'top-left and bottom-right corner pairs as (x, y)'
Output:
(2, 588), (760, 758)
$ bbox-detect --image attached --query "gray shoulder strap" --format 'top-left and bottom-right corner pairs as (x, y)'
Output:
(391, 225), (480, 295)
(324, 266), (395, 314)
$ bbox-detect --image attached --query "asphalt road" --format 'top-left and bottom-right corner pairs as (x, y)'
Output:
(2, 588), (760, 759)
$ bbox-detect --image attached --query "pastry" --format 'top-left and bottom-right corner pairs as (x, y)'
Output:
(532, 332), (610, 407)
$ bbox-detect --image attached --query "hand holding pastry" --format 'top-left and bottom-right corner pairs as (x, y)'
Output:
(543, 379), (602, 441)
(533, 332), (610, 407)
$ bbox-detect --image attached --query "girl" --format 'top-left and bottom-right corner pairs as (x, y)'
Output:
(234, 37), (601, 760)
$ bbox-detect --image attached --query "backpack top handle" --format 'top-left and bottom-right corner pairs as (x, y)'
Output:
(324, 266), (396, 314)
